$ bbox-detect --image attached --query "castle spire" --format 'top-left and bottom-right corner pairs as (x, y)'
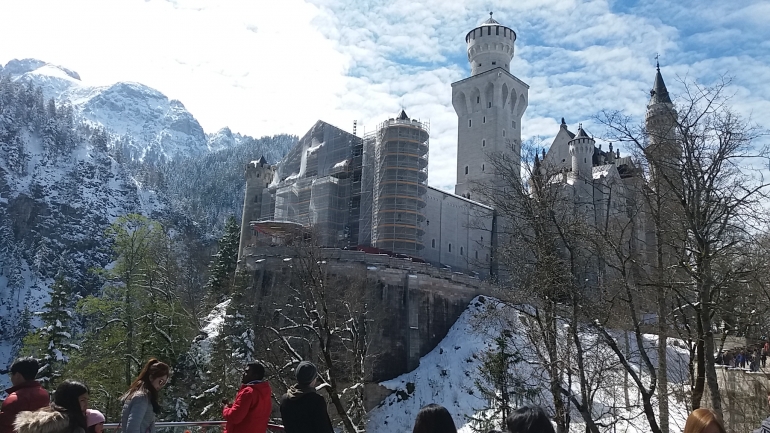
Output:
(649, 62), (672, 105)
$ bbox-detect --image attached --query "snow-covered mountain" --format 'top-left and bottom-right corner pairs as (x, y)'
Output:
(4, 58), (210, 163)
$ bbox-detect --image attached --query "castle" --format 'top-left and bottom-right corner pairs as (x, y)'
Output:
(237, 13), (676, 283)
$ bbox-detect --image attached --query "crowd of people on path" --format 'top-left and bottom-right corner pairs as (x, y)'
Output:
(715, 341), (769, 373)
(4, 355), (770, 433)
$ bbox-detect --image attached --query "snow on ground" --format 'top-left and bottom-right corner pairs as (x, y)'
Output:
(367, 296), (692, 433)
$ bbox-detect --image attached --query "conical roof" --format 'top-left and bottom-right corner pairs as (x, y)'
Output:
(481, 12), (499, 26)
(575, 124), (590, 139)
(650, 66), (672, 105)
(397, 109), (409, 120)
(257, 155), (268, 165)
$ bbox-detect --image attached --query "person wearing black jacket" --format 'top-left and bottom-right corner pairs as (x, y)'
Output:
(280, 361), (333, 433)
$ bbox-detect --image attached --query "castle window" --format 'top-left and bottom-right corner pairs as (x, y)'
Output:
(512, 121), (516, 129)
(477, 96), (480, 104)
(482, 139), (486, 147)
(449, 243), (452, 253)
(482, 164), (485, 172)
(483, 116), (486, 124)
(254, 195), (259, 203)
(505, 64), (508, 68)
(496, 27), (499, 35)
(492, 61), (496, 66)
(481, 236), (483, 242)
(460, 247), (464, 256)
(585, 158), (587, 163)
(488, 102), (492, 108)
(503, 129), (506, 137)
(465, 166), (469, 175)
(426, 220), (429, 226)
(432, 239), (436, 248)
(486, 253), (489, 262)
(488, 27), (491, 35)
(475, 251), (478, 259)
(469, 119), (472, 127)
(257, 173), (261, 178)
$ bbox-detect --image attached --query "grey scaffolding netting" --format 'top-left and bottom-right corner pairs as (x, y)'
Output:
(368, 116), (430, 256)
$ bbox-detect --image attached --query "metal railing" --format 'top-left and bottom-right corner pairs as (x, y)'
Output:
(103, 421), (284, 433)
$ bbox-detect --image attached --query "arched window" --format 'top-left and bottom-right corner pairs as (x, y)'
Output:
(460, 247), (464, 256)
(483, 116), (486, 124)
(482, 164), (485, 172)
(432, 239), (436, 248)
(503, 129), (506, 137)
(449, 243), (452, 253)
(469, 119), (472, 127)
(488, 102), (492, 108)
(477, 96), (480, 104)
(465, 166), (469, 175)
(475, 251), (478, 259)
(482, 139), (486, 147)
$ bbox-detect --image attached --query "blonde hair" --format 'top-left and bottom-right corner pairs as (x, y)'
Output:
(684, 408), (726, 433)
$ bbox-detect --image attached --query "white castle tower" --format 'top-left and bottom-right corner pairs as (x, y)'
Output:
(569, 124), (594, 181)
(452, 12), (529, 201)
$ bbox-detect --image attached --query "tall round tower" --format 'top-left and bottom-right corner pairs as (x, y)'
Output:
(466, 12), (516, 76)
(645, 63), (679, 166)
(569, 125), (594, 180)
(453, 13), (528, 202)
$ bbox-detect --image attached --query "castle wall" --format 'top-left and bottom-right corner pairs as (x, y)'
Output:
(422, 186), (493, 277)
(704, 366), (770, 433)
(240, 246), (488, 380)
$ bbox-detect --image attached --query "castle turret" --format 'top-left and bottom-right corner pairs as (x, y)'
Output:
(569, 124), (594, 180)
(238, 156), (275, 261)
(645, 63), (680, 182)
(452, 13), (528, 201)
(466, 12), (516, 76)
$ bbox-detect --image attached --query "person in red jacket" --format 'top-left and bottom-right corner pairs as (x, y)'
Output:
(222, 362), (272, 433)
(0, 357), (50, 433)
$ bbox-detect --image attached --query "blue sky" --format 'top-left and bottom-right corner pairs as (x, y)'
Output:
(1, 0), (768, 191)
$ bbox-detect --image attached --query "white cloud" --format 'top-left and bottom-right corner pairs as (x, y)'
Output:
(1, 0), (767, 192)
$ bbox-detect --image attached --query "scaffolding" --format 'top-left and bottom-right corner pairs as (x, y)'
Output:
(257, 121), (364, 248)
(369, 112), (430, 256)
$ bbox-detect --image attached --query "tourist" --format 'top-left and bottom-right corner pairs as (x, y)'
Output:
(412, 404), (457, 433)
(0, 357), (50, 433)
(120, 359), (170, 433)
(684, 408), (725, 433)
(753, 391), (770, 433)
(505, 406), (555, 433)
(86, 409), (105, 433)
(222, 362), (272, 433)
(762, 343), (768, 368)
(279, 361), (333, 433)
(13, 380), (89, 433)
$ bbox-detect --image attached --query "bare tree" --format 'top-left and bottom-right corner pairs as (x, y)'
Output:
(598, 76), (770, 417)
(252, 235), (374, 433)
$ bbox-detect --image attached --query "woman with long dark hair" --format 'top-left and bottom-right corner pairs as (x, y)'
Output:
(121, 359), (170, 433)
(412, 404), (457, 433)
(14, 380), (89, 433)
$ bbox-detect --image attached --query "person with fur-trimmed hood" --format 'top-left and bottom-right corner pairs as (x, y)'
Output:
(279, 361), (333, 433)
(0, 357), (50, 433)
(13, 380), (89, 433)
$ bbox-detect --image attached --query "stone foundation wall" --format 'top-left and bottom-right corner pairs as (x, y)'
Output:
(241, 246), (489, 381)
(704, 366), (770, 433)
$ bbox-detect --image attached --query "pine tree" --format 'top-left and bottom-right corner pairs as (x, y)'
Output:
(205, 216), (240, 302)
(21, 276), (78, 389)
(468, 332), (537, 432)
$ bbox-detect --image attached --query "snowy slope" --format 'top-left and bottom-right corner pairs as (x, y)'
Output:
(367, 296), (692, 433)
(4, 58), (210, 162)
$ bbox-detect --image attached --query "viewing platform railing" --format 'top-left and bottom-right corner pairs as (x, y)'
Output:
(103, 422), (284, 433)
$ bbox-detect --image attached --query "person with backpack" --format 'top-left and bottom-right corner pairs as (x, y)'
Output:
(279, 361), (333, 433)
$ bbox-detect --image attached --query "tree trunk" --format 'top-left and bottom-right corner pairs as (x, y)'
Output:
(692, 318), (706, 410)
(699, 274), (723, 417)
